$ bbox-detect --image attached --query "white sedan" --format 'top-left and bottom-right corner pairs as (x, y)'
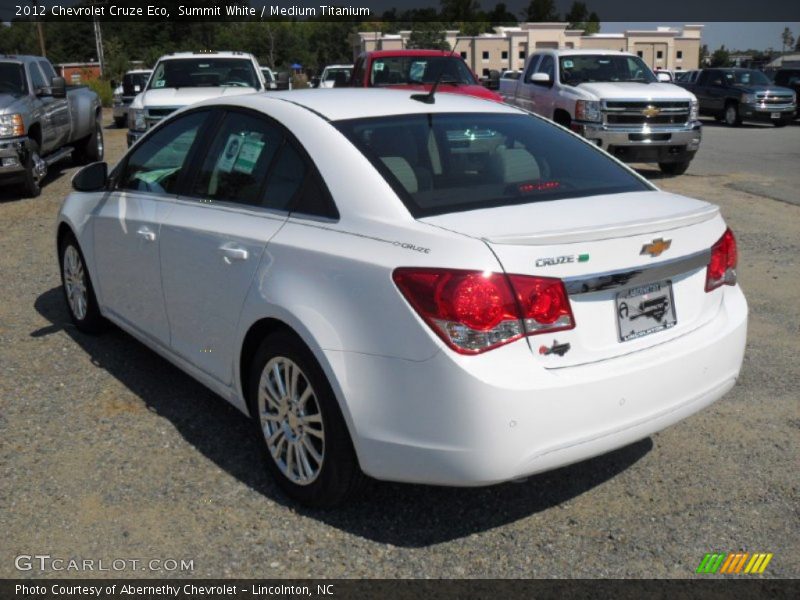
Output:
(57, 90), (747, 507)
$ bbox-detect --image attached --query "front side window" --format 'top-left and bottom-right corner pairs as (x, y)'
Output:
(29, 63), (46, 90)
(38, 61), (56, 80)
(335, 113), (651, 218)
(119, 111), (209, 194)
(560, 54), (656, 85)
(148, 58), (260, 90)
(536, 55), (555, 80)
(192, 112), (283, 206)
(369, 56), (476, 86)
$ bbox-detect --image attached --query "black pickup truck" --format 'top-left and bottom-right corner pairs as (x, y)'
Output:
(676, 68), (796, 127)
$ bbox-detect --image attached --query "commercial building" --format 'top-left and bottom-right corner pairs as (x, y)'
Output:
(354, 23), (703, 76)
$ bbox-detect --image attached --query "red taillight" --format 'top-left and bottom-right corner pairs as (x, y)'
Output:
(393, 268), (575, 354)
(705, 228), (738, 292)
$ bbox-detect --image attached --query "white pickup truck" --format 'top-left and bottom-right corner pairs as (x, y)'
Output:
(127, 51), (264, 146)
(500, 49), (702, 175)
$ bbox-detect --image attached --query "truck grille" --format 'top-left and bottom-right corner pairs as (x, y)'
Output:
(603, 101), (691, 127)
(145, 107), (178, 127)
(756, 93), (794, 106)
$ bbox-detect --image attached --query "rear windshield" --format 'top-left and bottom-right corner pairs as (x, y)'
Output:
(335, 112), (651, 218)
(148, 58), (259, 90)
(0, 62), (27, 95)
(370, 56), (476, 87)
(123, 72), (150, 96)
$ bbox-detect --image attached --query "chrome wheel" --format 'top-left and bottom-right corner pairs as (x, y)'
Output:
(96, 126), (104, 159)
(257, 357), (325, 486)
(63, 245), (87, 320)
(725, 105), (738, 126)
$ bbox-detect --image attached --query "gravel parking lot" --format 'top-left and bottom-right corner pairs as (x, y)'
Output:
(0, 112), (797, 579)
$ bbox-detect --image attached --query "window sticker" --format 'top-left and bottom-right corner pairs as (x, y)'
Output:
(154, 79), (165, 88)
(232, 136), (266, 175)
(562, 59), (574, 69)
(216, 134), (243, 174)
(373, 62), (385, 71)
(410, 61), (426, 81)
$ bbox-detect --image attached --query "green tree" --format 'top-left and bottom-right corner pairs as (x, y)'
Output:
(440, 0), (481, 21)
(486, 3), (518, 24)
(564, 3), (600, 34)
(710, 45), (731, 67)
(407, 24), (450, 50)
(585, 12), (601, 34)
(524, 0), (559, 21)
(781, 27), (795, 53)
(699, 44), (709, 66)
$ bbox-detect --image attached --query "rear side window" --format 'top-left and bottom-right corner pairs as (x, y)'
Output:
(119, 111), (208, 194)
(335, 112), (651, 218)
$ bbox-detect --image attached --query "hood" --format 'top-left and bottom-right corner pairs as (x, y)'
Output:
(383, 83), (503, 102)
(419, 190), (718, 245)
(131, 86), (258, 109)
(573, 81), (695, 101)
(0, 93), (26, 113)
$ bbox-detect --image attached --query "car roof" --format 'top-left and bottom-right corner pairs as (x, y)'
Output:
(365, 50), (457, 58)
(198, 88), (522, 122)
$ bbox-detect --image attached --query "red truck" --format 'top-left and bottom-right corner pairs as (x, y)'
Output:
(349, 50), (503, 102)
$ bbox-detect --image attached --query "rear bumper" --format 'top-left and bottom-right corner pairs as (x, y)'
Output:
(327, 285), (747, 486)
(575, 121), (702, 163)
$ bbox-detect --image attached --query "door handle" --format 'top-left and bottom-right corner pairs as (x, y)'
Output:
(136, 227), (156, 242)
(219, 243), (249, 264)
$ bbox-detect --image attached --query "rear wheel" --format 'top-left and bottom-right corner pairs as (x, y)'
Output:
(59, 233), (106, 333)
(658, 161), (691, 176)
(74, 118), (104, 165)
(20, 140), (44, 198)
(247, 331), (363, 507)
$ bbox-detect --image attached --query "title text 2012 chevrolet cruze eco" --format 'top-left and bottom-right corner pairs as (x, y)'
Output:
(57, 90), (747, 507)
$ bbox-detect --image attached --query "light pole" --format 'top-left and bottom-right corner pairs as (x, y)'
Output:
(31, 0), (46, 56)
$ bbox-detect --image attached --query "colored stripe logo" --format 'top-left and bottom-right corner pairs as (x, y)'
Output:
(696, 552), (773, 574)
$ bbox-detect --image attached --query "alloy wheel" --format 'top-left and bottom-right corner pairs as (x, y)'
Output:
(63, 245), (87, 320)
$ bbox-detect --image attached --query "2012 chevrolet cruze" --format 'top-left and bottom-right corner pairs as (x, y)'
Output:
(57, 90), (747, 507)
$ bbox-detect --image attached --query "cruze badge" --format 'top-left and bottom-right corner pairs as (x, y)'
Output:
(640, 238), (672, 257)
(535, 253), (589, 267)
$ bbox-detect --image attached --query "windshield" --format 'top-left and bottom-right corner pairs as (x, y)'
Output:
(335, 113), (650, 218)
(370, 56), (476, 87)
(148, 58), (259, 90)
(261, 69), (275, 82)
(123, 72), (151, 96)
(722, 69), (771, 86)
(0, 62), (27, 95)
(559, 55), (657, 85)
(323, 67), (352, 82)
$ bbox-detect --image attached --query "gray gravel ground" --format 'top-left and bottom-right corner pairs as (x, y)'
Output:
(0, 112), (797, 579)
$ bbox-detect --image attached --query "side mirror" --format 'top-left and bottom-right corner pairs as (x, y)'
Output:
(72, 162), (108, 192)
(51, 76), (66, 98)
(656, 72), (672, 82)
(529, 72), (551, 86)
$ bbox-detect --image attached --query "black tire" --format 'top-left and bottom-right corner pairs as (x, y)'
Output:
(773, 119), (788, 128)
(113, 116), (127, 128)
(74, 117), (104, 165)
(58, 232), (106, 334)
(20, 140), (42, 198)
(724, 102), (741, 127)
(658, 161), (691, 176)
(247, 330), (364, 508)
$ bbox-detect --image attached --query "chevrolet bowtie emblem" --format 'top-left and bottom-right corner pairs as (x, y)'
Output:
(643, 105), (661, 118)
(641, 238), (672, 257)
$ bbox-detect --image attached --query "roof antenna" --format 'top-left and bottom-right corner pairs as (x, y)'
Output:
(411, 36), (461, 104)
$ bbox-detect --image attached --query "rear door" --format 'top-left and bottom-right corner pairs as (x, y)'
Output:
(159, 108), (298, 386)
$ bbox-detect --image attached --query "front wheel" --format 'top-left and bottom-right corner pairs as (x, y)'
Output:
(21, 140), (45, 198)
(724, 103), (741, 126)
(659, 161), (691, 176)
(248, 331), (364, 507)
(773, 119), (788, 128)
(59, 233), (106, 333)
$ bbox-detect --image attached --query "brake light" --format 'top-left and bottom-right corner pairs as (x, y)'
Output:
(705, 228), (738, 292)
(393, 268), (575, 354)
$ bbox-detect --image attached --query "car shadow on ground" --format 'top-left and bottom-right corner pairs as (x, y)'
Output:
(0, 163), (74, 203)
(697, 117), (793, 129)
(33, 285), (652, 547)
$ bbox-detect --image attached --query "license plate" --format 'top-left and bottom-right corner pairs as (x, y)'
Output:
(616, 280), (677, 342)
(771, 112), (781, 119)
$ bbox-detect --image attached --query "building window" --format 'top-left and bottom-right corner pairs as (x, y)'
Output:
(637, 51), (643, 58)
(519, 50), (526, 59)
(677, 50), (683, 59)
(656, 50), (663, 59)
(482, 51), (489, 60)
(502, 50), (508, 60)
(676, 66), (682, 70)
(460, 51), (467, 59)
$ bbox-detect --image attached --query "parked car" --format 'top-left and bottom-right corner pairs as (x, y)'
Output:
(126, 51), (264, 146)
(676, 68), (796, 127)
(313, 64), (353, 88)
(500, 50), (702, 175)
(349, 50), (503, 102)
(58, 90), (747, 507)
(0, 54), (102, 197)
(674, 70), (698, 83)
(773, 68), (800, 116)
(112, 69), (152, 127)
(260, 67), (278, 90)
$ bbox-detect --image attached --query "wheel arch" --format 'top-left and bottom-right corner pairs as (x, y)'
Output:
(553, 108), (572, 127)
(27, 121), (42, 147)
